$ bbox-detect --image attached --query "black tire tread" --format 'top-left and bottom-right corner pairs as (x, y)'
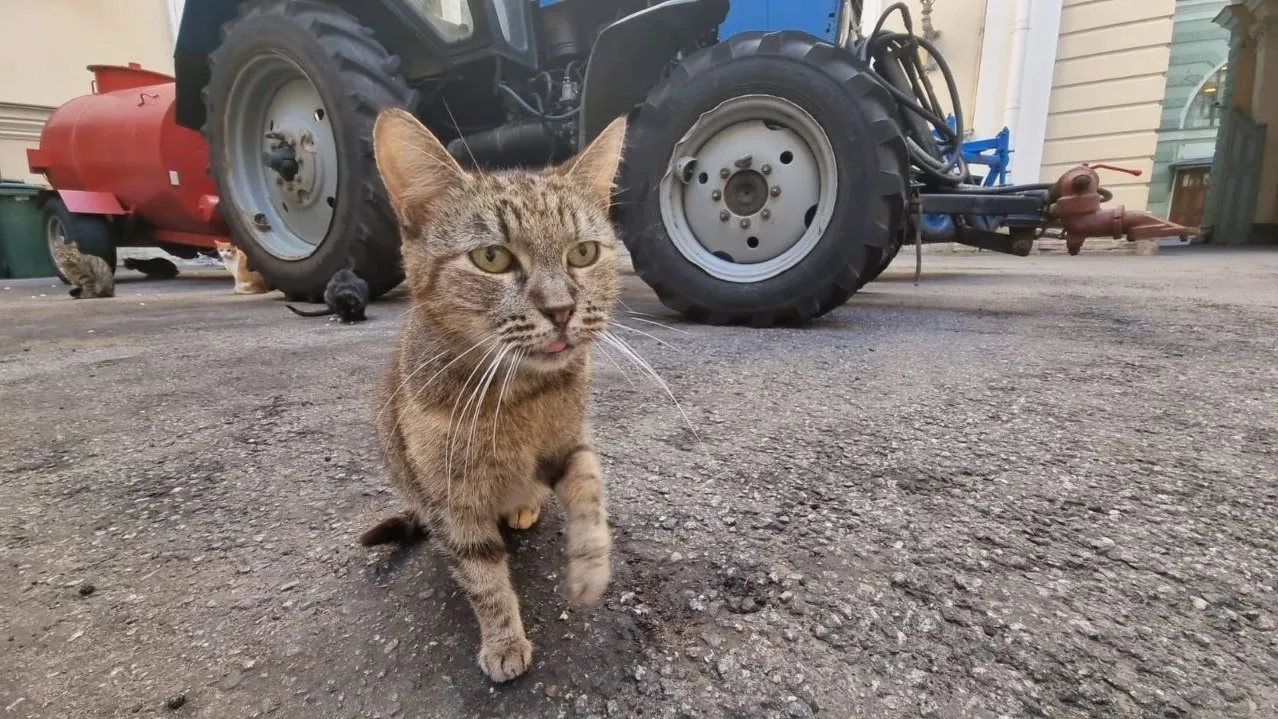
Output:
(620, 31), (907, 327)
(43, 198), (118, 285)
(204, 0), (416, 301)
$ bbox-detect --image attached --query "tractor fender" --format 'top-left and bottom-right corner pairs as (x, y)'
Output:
(173, 0), (244, 131)
(578, 0), (728, 148)
(53, 190), (129, 216)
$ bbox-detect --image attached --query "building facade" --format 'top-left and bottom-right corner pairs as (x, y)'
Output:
(1146, 0), (1232, 230)
(863, 0), (1176, 211)
(1205, 0), (1278, 244)
(0, 0), (178, 184)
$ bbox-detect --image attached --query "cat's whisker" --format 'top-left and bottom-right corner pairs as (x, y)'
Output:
(492, 348), (525, 452)
(463, 345), (512, 481)
(444, 343), (503, 498)
(375, 348), (450, 423)
(592, 342), (635, 387)
(398, 302), (430, 319)
(624, 315), (691, 335)
(599, 330), (706, 457)
(378, 333), (496, 426)
(441, 97), (479, 170)
(609, 321), (680, 350)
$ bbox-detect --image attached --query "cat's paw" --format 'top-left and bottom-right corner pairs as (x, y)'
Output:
(504, 505), (541, 530)
(478, 636), (532, 683)
(565, 551), (611, 606)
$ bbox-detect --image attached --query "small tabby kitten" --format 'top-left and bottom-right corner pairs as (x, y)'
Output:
(214, 240), (271, 294)
(362, 107), (627, 683)
(51, 241), (114, 299)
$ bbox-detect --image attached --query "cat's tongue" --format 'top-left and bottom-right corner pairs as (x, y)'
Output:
(545, 339), (568, 354)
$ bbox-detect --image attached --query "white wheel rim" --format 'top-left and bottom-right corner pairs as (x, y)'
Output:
(659, 94), (839, 284)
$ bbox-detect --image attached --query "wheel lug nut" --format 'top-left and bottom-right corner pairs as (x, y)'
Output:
(711, 190), (722, 201)
(770, 186), (782, 197)
(720, 168), (730, 179)
(762, 164), (772, 175)
(761, 209), (771, 219)
(720, 210), (730, 222)
(740, 218), (751, 229)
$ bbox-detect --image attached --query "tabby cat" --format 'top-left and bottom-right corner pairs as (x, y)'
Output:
(214, 240), (271, 294)
(51, 241), (114, 299)
(361, 107), (627, 683)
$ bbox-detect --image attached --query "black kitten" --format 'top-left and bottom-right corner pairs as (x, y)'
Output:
(123, 257), (180, 279)
(286, 268), (369, 323)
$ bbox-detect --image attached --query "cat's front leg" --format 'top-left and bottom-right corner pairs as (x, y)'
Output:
(549, 446), (612, 605)
(437, 505), (531, 682)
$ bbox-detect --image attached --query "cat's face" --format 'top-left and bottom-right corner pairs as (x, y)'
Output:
(374, 109), (627, 372)
(214, 241), (238, 264)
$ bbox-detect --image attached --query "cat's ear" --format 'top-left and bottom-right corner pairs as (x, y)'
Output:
(560, 116), (628, 208)
(373, 108), (467, 229)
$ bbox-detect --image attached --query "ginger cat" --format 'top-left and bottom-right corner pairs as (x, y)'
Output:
(360, 107), (627, 683)
(214, 240), (271, 294)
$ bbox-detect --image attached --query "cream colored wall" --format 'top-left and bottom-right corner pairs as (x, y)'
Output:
(0, 0), (176, 184)
(872, 1), (987, 126)
(1041, 0), (1175, 210)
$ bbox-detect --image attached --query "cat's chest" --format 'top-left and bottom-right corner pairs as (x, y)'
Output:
(504, 386), (587, 451)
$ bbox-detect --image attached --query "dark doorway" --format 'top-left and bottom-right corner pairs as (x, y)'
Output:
(1170, 165), (1211, 229)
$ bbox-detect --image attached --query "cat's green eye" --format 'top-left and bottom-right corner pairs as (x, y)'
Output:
(470, 245), (514, 273)
(567, 241), (600, 268)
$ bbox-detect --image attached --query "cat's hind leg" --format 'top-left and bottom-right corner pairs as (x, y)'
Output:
(363, 375), (429, 547)
(502, 483), (548, 530)
(358, 510), (424, 546)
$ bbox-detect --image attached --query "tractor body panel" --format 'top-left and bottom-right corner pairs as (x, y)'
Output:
(577, 0), (728, 146)
(717, 0), (841, 41)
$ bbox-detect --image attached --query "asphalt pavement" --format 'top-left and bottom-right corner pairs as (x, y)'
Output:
(2, 247), (1276, 718)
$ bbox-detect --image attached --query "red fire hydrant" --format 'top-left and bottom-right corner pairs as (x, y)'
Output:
(1049, 163), (1200, 255)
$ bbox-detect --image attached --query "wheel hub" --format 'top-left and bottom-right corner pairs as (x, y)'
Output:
(659, 95), (836, 283)
(226, 57), (338, 261)
(723, 170), (768, 217)
(264, 127), (322, 209)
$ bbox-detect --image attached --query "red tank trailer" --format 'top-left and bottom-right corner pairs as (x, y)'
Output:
(26, 63), (228, 267)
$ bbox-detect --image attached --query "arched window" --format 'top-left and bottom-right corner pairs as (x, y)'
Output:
(1183, 63), (1228, 130)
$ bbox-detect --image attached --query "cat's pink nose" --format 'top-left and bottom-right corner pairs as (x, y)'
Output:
(541, 304), (574, 329)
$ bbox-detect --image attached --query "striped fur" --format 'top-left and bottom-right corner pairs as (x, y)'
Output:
(51, 242), (114, 299)
(366, 108), (627, 683)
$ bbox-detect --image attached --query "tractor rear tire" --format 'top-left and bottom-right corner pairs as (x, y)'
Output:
(617, 31), (907, 326)
(854, 226), (906, 291)
(43, 197), (118, 285)
(203, 0), (414, 302)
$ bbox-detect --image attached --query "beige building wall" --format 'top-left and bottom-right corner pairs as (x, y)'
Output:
(1041, 0), (1176, 209)
(0, 0), (177, 184)
(871, 0), (987, 125)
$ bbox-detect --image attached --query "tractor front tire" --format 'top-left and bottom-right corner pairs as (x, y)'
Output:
(617, 31), (907, 326)
(204, 0), (414, 302)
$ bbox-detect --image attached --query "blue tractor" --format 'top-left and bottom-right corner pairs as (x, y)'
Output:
(171, 0), (1150, 326)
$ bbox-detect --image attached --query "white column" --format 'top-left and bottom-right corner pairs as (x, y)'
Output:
(973, 0), (1061, 184)
(167, 0), (185, 45)
(859, 0), (885, 36)
(1013, 0), (1062, 184)
(972, 0), (1013, 138)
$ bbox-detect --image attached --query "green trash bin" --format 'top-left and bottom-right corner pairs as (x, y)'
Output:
(0, 180), (55, 279)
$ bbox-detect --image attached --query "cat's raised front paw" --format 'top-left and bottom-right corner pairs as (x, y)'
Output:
(565, 552), (610, 606)
(478, 636), (532, 683)
(504, 505), (541, 530)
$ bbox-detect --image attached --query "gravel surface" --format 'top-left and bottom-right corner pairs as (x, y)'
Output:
(2, 248), (1276, 718)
